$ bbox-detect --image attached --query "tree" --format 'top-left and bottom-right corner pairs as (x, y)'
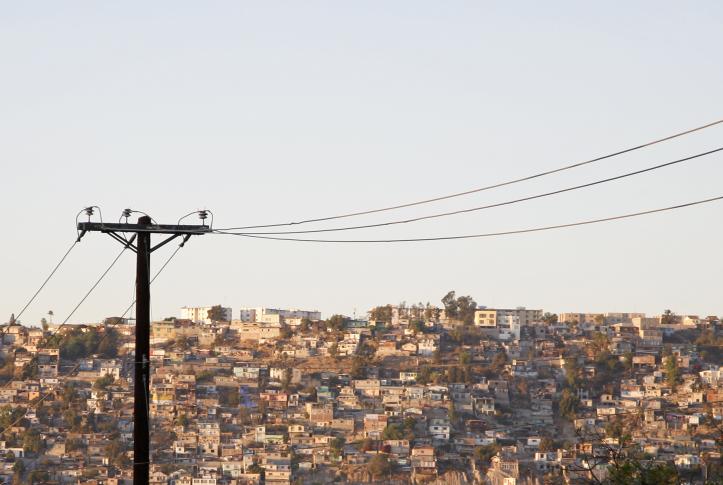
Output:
(367, 454), (391, 478)
(590, 332), (610, 357)
(63, 408), (81, 431)
(328, 343), (339, 360)
(330, 437), (345, 459)
(382, 423), (404, 440)
(456, 295), (477, 325)
(279, 324), (292, 339)
(441, 291), (478, 324)
(12, 460), (25, 485)
(61, 383), (78, 408)
(661, 309), (677, 325)
(369, 305), (393, 324)
(206, 305), (230, 322)
(0, 405), (26, 433)
(281, 368), (293, 391)
(558, 388), (578, 420)
(474, 443), (500, 469)
(98, 327), (120, 357)
(175, 413), (190, 427)
(665, 355), (680, 390)
(539, 436), (555, 452)
(23, 428), (44, 454)
(21, 356), (39, 380)
(327, 314), (348, 331)
(350, 356), (366, 379)
(447, 401), (458, 424)
(491, 350), (508, 373)
(423, 304), (440, 322)
(93, 374), (115, 391)
(441, 291), (459, 318)
(542, 312), (558, 325)
(564, 356), (580, 388)
(410, 320), (425, 334)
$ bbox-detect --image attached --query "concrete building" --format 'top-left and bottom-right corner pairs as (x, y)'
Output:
(475, 309), (497, 327)
(238, 307), (321, 323)
(230, 321), (282, 341)
(475, 307), (542, 327)
(180, 306), (232, 324)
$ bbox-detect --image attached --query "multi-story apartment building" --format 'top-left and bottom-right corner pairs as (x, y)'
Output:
(180, 306), (232, 324)
(475, 309), (497, 327)
(475, 307), (542, 328)
(237, 307), (322, 323)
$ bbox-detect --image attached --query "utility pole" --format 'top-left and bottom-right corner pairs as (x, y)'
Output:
(135, 217), (151, 484)
(78, 214), (210, 485)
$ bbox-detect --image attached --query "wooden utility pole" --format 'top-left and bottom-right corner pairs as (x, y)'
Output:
(78, 216), (210, 485)
(134, 216), (152, 483)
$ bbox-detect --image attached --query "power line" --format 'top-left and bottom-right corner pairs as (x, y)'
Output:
(11, 239), (79, 324)
(214, 195), (723, 243)
(216, 118), (723, 231)
(7, 208), (98, 325)
(48, 240), (133, 339)
(115, 243), (185, 322)
(230, 147), (723, 235)
(0, 242), (132, 405)
(0, 241), (186, 439)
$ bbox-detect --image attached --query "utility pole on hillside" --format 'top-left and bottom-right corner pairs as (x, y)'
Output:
(78, 213), (211, 485)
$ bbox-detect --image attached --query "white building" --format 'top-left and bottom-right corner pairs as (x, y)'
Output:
(700, 366), (723, 386)
(497, 315), (521, 341)
(180, 306), (232, 324)
(238, 307), (321, 323)
(495, 307), (542, 326)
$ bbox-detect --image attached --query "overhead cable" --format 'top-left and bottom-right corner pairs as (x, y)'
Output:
(214, 195), (723, 243)
(217, 118), (723, 231)
(12, 239), (79, 324)
(0, 240), (187, 438)
(231, 147), (722, 235)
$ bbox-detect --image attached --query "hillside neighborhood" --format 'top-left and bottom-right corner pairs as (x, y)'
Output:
(1, 293), (722, 484)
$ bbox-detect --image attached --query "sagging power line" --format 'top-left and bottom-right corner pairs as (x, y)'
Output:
(216, 118), (723, 231)
(227, 147), (723, 236)
(214, 194), (723, 243)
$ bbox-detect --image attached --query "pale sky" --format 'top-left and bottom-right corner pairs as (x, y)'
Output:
(2, 2), (722, 325)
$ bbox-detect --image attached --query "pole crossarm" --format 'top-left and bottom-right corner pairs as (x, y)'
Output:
(77, 222), (211, 235)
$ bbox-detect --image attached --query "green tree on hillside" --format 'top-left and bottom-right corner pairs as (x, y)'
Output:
(441, 291), (477, 324)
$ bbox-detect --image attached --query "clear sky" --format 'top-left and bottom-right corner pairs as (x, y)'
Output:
(1, 2), (722, 325)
